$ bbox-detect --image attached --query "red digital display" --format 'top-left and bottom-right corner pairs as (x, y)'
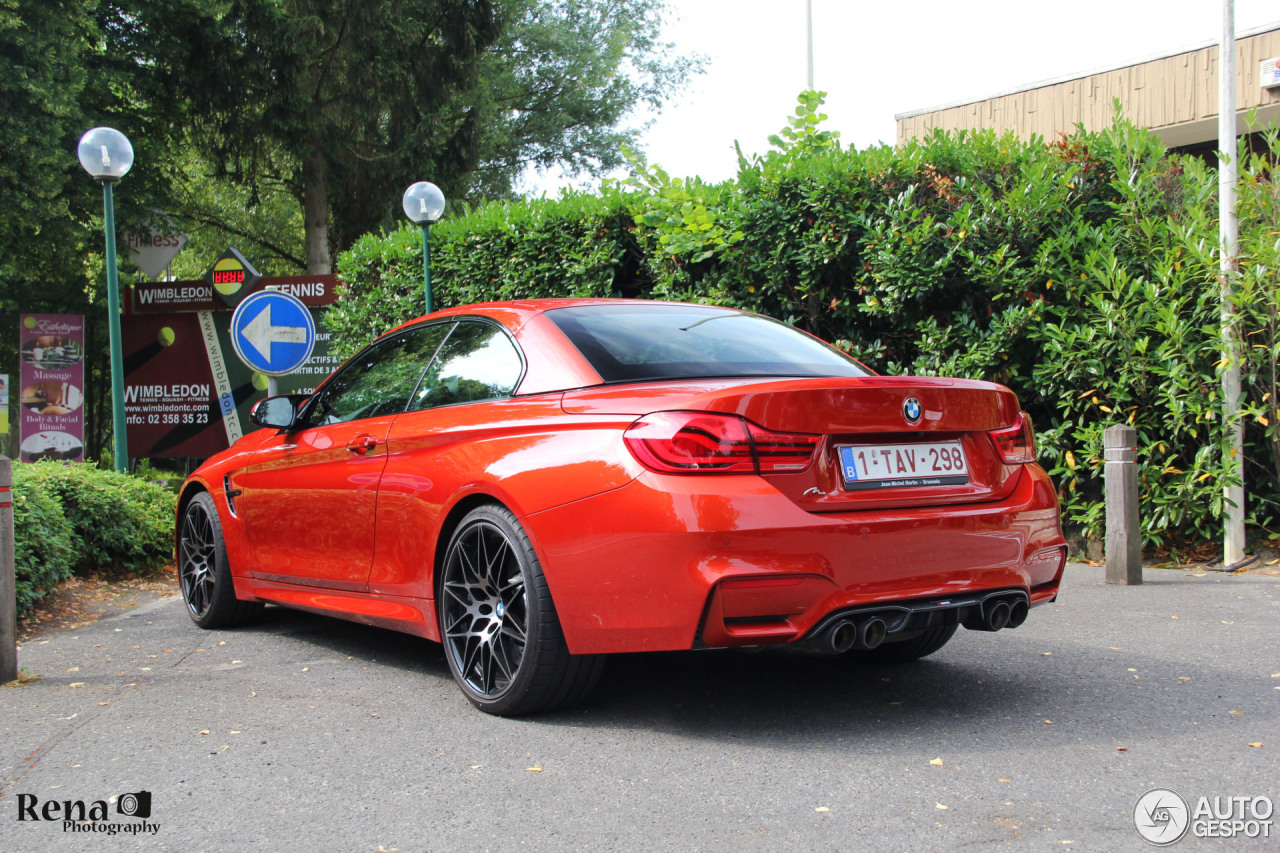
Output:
(214, 269), (245, 285)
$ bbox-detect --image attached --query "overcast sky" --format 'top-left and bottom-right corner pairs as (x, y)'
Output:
(528, 0), (1279, 192)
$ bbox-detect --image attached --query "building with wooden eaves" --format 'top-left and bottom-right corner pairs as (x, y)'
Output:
(896, 22), (1280, 156)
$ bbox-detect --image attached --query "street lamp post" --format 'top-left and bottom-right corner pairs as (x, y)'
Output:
(77, 127), (133, 474)
(401, 181), (446, 314)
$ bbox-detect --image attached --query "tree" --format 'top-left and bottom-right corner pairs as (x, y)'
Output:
(126, 0), (693, 273)
(0, 0), (96, 306)
(463, 0), (697, 198)
(163, 146), (307, 279)
(0, 1), (194, 293)
(133, 0), (504, 273)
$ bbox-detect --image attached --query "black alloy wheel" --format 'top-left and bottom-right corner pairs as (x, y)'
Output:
(177, 492), (262, 629)
(179, 496), (218, 620)
(441, 517), (529, 700)
(438, 505), (603, 715)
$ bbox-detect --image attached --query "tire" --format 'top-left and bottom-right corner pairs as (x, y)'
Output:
(178, 492), (263, 629)
(846, 623), (957, 664)
(438, 505), (604, 716)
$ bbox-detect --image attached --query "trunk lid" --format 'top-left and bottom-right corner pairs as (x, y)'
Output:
(562, 376), (1025, 510)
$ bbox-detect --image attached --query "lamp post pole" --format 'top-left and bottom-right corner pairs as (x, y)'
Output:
(421, 223), (433, 315)
(402, 181), (446, 315)
(78, 127), (134, 475)
(101, 181), (129, 474)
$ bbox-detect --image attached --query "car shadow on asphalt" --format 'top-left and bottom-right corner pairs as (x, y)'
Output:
(234, 605), (1271, 750)
(250, 604), (449, 670)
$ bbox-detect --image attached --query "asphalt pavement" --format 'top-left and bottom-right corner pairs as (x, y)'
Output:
(1, 563), (1277, 852)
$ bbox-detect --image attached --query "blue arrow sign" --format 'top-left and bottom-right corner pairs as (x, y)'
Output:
(229, 290), (316, 376)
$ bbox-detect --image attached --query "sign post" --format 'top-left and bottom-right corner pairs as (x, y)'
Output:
(1, 456), (16, 683)
(0, 374), (9, 456)
(229, 290), (317, 396)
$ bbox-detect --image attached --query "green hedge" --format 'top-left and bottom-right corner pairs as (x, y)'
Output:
(11, 463), (177, 615)
(327, 97), (1280, 548)
(10, 469), (77, 615)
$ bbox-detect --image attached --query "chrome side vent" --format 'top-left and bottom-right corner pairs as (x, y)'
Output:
(224, 475), (242, 516)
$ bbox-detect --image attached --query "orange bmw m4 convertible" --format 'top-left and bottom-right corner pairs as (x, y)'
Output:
(177, 299), (1066, 715)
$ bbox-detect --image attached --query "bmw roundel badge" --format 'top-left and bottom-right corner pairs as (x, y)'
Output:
(903, 397), (922, 425)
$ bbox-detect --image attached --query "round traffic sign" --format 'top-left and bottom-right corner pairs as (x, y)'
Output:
(229, 290), (316, 376)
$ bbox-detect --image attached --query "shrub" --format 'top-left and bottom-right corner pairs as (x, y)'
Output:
(15, 462), (176, 575)
(9, 467), (77, 614)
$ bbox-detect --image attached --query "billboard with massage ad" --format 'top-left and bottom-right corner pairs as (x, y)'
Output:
(18, 314), (86, 462)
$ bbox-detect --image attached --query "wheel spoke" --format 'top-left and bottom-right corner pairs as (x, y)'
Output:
(499, 619), (526, 644)
(442, 582), (474, 610)
(492, 632), (518, 681)
(444, 612), (474, 639)
(463, 532), (479, 587)
(484, 537), (510, 583)
(482, 640), (498, 694)
(192, 573), (211, 614)
(475, 529), (490, 580)
(461, 634), (483, 681)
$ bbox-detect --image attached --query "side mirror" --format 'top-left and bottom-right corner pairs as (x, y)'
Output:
(250, 394), (306, 430)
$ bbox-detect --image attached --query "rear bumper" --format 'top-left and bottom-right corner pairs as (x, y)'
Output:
(525, 464), (1066, 655)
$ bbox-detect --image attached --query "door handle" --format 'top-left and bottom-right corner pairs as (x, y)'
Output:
(348, 434), (378, 455)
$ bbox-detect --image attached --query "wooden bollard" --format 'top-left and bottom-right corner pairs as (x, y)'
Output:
(1104, 425), (1142, 585)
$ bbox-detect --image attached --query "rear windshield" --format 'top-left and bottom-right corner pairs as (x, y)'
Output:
(545, 304), (870, 383)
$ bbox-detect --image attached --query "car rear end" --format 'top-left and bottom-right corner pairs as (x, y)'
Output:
(519, 303), (1067, 655)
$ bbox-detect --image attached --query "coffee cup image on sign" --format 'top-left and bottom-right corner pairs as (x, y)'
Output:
(115, 791), (152, 819)
(21, 380), (83, 416)
(20, 431), (84, 462)
(20, 336), (83, 367)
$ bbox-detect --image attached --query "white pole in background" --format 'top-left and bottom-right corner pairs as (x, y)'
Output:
(805, 0), (814, 90)
(1219, 0), (1245, 565)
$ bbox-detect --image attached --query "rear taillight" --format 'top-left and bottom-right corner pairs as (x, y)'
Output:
(989, 412), (1036, 464)
(624, 412), (819, 474)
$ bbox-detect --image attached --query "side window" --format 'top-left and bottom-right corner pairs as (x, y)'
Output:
(303, 323), (450, 427)
(408, 321), (522, 411)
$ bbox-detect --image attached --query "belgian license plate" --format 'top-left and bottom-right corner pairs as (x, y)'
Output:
(838, 441), (969, 491)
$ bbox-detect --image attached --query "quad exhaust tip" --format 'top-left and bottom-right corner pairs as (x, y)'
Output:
(1007, 599), (1029, 628)
(828, 620), (858, 654)
(862, 617), (887, 649)
(825, 617), (887, 654)
(962, 594), (1029, 632)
